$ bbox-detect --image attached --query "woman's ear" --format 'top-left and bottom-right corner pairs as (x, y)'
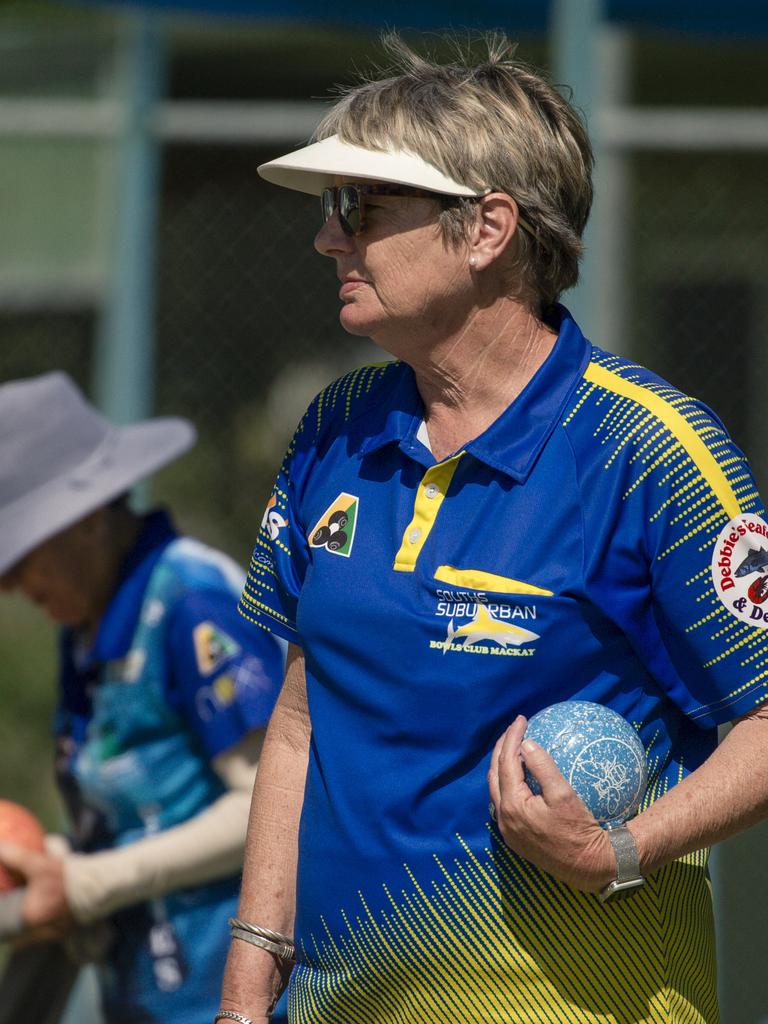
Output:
(468, 193), (523, 271)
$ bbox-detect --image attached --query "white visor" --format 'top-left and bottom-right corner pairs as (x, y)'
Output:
(257, 134), (486, 198)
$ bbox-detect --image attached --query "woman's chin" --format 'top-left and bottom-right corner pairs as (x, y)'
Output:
(339, 304), (384, 338)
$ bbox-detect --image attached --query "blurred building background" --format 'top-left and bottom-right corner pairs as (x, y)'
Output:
(1, 1), (767, 1020)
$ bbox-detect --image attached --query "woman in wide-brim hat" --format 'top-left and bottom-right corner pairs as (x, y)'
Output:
(0, 372), (285, 1024)
(220, 33), (768, 1024)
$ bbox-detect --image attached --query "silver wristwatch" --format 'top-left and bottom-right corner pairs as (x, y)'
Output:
(598, 824), (645, 903)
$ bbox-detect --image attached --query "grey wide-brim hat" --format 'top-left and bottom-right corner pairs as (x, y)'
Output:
(0, 372), (196, 576)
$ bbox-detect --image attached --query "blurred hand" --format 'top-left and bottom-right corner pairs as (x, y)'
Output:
(0, 887), (25, 942)
(0, 840), (75, 944)
(488, 715), (615, 892)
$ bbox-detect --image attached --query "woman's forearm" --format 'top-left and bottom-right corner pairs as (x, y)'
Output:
(630, 704), (768, 875)
(62, 729), (265, 922)
(490, 704), (768, 895)
(219, 643), (311, 1021)
(63, 788), (252, 922)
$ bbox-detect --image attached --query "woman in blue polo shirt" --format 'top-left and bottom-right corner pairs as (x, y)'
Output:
(0, 372), (284, 1024)
(220, 33), (768, 1024)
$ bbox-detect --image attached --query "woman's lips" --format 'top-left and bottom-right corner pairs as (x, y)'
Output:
(339, 280), (368, 299)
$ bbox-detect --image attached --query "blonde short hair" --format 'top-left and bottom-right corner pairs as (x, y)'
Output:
(313, 33), (593, 310)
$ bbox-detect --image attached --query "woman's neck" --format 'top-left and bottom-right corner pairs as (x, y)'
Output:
(407, 301), (557, 462)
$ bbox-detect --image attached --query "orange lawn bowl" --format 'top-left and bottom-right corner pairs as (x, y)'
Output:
(0, 799), (45, 891)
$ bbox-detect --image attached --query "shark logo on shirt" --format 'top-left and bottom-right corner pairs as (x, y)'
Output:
(442, 603), (539, 653)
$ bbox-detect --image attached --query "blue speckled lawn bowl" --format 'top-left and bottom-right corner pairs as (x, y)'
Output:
(524, 701), (647, 827)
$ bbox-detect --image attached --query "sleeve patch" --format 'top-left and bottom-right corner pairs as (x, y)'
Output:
(711, 513), (768, 629)
(192, 621), (241, 675)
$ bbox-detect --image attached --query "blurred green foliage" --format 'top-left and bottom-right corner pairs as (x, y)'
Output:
(0, 598), (62, 828)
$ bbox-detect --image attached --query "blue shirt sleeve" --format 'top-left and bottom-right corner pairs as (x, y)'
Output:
(166, 587), (285, 758)
(238, 404), (315, 644)
(578, 389), (768, 729)
(641, 419), (768, 727)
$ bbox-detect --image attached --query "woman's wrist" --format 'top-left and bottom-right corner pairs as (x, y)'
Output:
(220, 933), (292, 1021)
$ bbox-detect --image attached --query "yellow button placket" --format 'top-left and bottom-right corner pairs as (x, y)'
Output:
(393, 452), (465, 573)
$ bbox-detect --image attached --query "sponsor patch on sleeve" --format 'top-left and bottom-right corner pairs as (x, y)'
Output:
(262, 492), (289, 542)
(711, 513), (768, 628)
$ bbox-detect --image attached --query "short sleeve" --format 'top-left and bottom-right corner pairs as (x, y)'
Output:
(166, 587), (285, 758)
(238, 407), (315, 644)
(628, 405), (768, 726)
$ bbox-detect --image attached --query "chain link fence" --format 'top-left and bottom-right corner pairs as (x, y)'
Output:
(631, 151), (768, 493)
(155, 144), (381, 557)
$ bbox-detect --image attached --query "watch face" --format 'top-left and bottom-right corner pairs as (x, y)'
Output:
(598, 877), (645, 903)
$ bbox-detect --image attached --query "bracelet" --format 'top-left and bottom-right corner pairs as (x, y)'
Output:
(231, 926), (296, 962)
(214, 1012), (254, 1024)
(229, 917), (296, 963)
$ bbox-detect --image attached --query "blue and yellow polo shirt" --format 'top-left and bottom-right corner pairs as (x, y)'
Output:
(240, 308), (767, 1024)
(57, 510), (284, 1024)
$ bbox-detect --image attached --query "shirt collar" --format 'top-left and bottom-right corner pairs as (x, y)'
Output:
(356, 365), (423, 460)
(357, 306), (591, 481)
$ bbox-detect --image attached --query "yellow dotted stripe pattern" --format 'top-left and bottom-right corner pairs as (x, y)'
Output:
(288, 831), (717, 1023)
(568, 353), (766, 719)
(583, 363), (741, 519)
(393, 454), (465, 573)
(315, 362), (393, 433)
(239, 479), (295, 629)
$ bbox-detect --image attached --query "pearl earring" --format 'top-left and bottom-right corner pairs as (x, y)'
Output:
(469, 256), (477, 268)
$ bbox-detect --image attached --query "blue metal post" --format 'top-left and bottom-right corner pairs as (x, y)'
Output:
(94, 12), (166, 425)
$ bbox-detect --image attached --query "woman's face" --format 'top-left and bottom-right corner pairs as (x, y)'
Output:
(314, 182), (472, 350)
(0, 514), (109, 628)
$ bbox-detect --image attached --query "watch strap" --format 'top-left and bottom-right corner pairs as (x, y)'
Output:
(605, 824), (641, 883)
(598, 824), (645, 902)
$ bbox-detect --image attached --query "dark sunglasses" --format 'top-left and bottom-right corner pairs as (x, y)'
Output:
(320, 182), (538, 242)
(320, 183), (456, 237)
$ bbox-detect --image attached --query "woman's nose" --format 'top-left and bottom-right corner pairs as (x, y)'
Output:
(314, 211), (355, 257)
